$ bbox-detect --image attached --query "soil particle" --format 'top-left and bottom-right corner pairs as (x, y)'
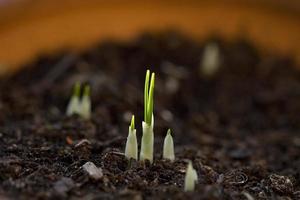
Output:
(82, 162), (103, 180)
(269, 174), (294, 194)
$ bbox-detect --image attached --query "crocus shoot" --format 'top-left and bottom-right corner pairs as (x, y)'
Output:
(140, 70), (155, 163)
(200, 43), (220, 77)
(125, 115), (138, 160)
(66, 83), (92, 119)
(163, 129), (175, 161)
(66, 82), (81, 116)
(80, 85), (91, 119)
(184, 161), (198, 192)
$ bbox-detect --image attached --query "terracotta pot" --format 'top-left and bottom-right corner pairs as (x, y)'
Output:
(0, 0), (299, 74)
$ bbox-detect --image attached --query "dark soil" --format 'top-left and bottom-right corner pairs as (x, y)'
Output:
(0, 31), (300, 199)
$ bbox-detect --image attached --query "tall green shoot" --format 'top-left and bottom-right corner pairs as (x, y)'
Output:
(140, 70), (155, 163)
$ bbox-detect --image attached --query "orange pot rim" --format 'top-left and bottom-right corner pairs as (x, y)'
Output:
(0, 0), (299, 75)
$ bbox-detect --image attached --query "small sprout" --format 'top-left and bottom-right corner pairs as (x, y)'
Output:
(66, 82), (81, 116)
(66, 83), (92, 119)
(79, 85), (91, 119)
(140, 70), (155, 163)
(163, 129), (175, 161)
(125, 115), (138, 160)
(200, 43), (221, 77)
(130, 115), (135, 131)
(184, 161), (198, 192)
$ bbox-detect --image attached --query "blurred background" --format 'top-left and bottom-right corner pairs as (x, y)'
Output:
(0, 0), (299, 74)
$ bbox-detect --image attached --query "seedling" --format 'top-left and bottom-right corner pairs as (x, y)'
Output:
(184, 161), (198, 192)
(66, 83), (92, 119)
(80, 85), (91, 119)
(163, 129), (175, 161)
(200, 43), (220, 77)
(140, 70), (155, 163)
(66, 82), (81, 116)
(124, 70), (174, 164)
(125, 115), (138, 160)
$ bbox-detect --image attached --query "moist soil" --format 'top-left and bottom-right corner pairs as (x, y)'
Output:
(0, 32), (300, 199)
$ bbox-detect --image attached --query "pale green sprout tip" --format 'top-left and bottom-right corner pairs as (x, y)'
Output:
(163, 129), (175, 161)
(66, 82), (81, 116)
(200, 43), (220, 77)
(125, 115), (138, 160)
(80, 85), (92, 119)
(144, 70), (150, 123)
(184, 161), (198, 192)
(74, 82), (81, 97)
(83, 85), (90, 97)
(130, 115), (135, 131)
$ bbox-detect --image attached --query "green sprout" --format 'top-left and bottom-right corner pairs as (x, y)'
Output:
(140, 70), (155, 163)
(184, 161), (198, 192)
(66, 83), (92, 119)
(200, 43), (221, 77)
(80, 85), (91, 119)
(123, 70), (176, 164)
(125, 115), (138, 160)
(144, 70), (155, 125)
(163, 129), (175, 161)
(130, 114), (135, 131)
(66, 82), (81, 116)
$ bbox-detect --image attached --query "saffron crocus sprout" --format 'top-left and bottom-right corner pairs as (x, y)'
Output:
(80, 85), (91, 119)
(140, 70), (155, 163)
(125, 115), (138, 160)
(163, 129), (175, 161)
(200, 43), (220, 77)
(66, 82), (81, 116)
(184, 161), (198, 192)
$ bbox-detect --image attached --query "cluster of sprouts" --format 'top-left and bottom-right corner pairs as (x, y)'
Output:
(124, 69), (197, 191)
(124, 70), (175, 163)
(66, 82), (91, 119)
(66, 71), (198, 192)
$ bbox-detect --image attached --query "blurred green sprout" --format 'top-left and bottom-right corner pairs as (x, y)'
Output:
(66, 83), (91, 119)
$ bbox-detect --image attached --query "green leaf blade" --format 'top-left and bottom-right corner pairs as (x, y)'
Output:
(147, 72), (155, 125)
(144, 70), (150, 122)
(130, 115), (135, 131)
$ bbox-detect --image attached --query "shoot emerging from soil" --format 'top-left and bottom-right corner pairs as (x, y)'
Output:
(66, 83), (92, 119)
(125, 115), (138, 160)
(184, 161), (198, 192)
(163, 129), (175, 161)
(200, 43), (220, 77)
(140, 70), (155, 163)
(66, 82), (81, 116)
(80, 85), (91, 119)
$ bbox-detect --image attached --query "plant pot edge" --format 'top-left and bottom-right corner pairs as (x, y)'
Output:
(0, 0), (299, 75)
